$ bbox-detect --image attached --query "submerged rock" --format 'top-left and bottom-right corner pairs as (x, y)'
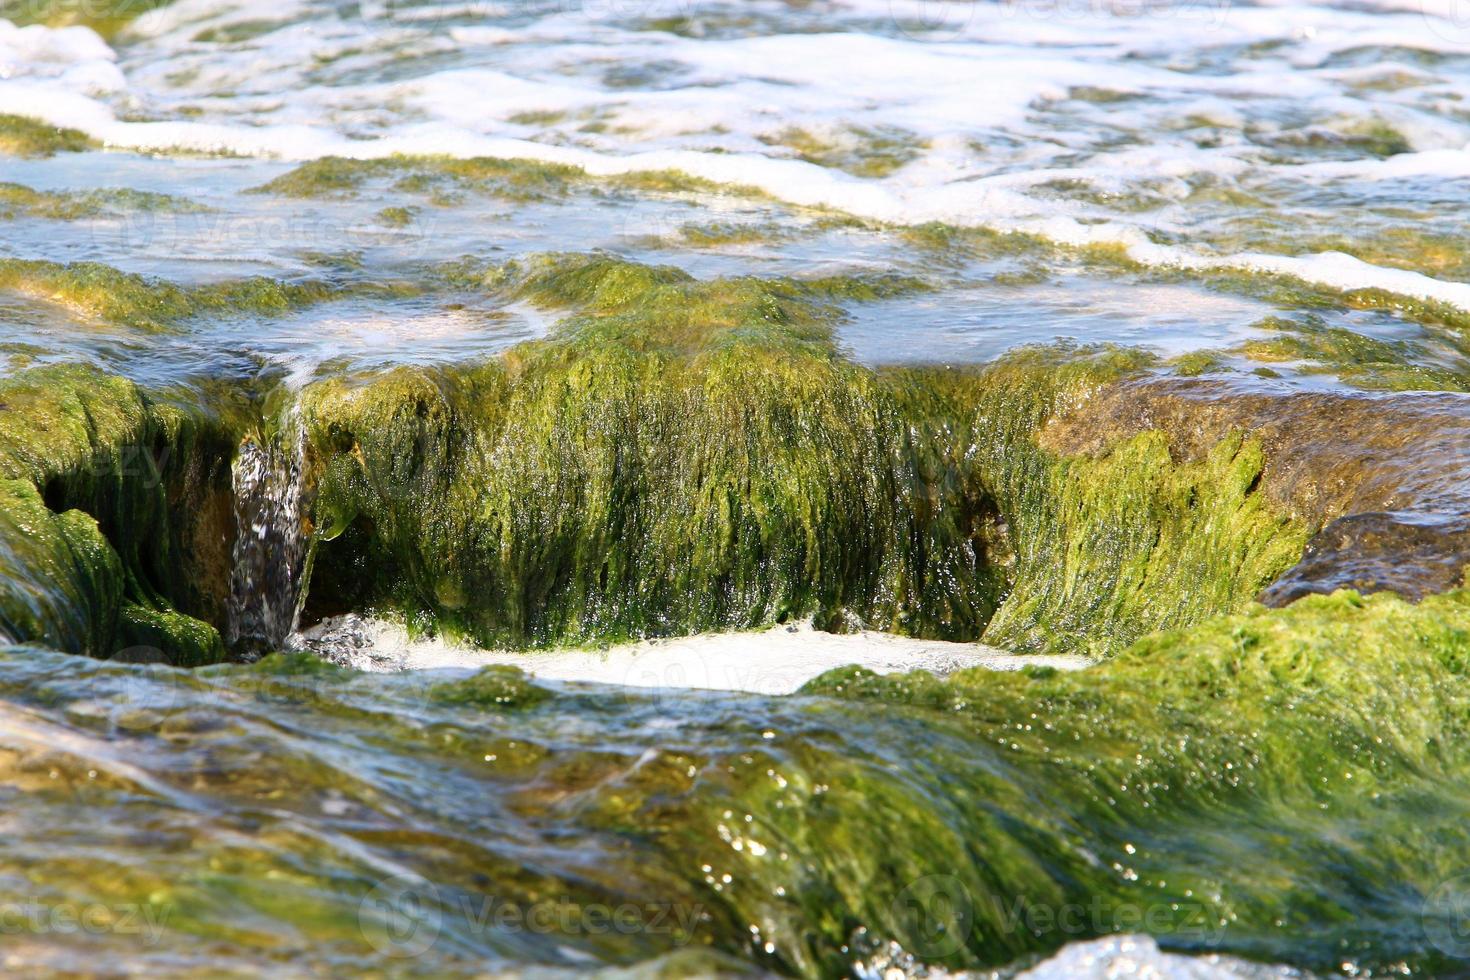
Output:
(0, 588), (1463, 974)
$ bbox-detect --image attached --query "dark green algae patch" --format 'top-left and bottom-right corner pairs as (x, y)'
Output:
(0, 364), (243, 664)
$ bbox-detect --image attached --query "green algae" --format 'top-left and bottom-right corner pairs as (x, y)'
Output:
(1295, 227), (1470, 282)
(669, 220), (796, 248)
(284, 258), (1307, 654)
(251, 154), (770, 206)
(760, 124), (927, 178)
(428, 665), (554, 709)
(0, 365), (241, 663)
(0, 479), (125, 658)
(0, 182), (209, 220)
(929, 346), (1310, 655)
(41, 586), (1455, 975)
(1235, 315), (1470, 392)
(0, 251), (1315, 660)
(0, 113), (96, 157)
(250, 155), (586, 204)
(780, 588), (1470, 972)
(0, 259), (410, 331)
(119, 603), (225, 667)
(375, 205), (415, 227)
(295, 255), (1005, 646)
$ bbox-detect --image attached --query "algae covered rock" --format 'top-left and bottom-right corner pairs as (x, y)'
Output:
(5, 588), (1463, 975)
(298, 255), (1011, 646)
(295, 287), (1308, 654)
(1044, 376), (1470, 604)
(0, 365), (239, 664)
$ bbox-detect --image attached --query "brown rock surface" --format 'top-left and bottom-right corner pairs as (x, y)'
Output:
(1043, 377), (1470, 602)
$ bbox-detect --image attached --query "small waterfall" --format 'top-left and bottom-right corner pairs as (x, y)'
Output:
(227, 421), (310, 655)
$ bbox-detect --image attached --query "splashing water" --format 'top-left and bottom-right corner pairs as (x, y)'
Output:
(227, 422), (310, 655)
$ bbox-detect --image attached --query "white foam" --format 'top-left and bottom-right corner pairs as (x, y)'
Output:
(1015, 935), (1312, 979)
(297, 617), (1090, 694)
(3, 0), (1470, 311)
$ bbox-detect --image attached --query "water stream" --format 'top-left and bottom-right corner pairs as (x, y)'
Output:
(226, 424), (309, 654)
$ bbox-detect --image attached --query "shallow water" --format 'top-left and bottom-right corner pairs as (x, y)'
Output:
(3, 0), (1470, 384)
(296, 615), (1092, 691)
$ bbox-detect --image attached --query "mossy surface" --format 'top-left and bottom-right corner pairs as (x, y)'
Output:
(251, 155), (769, 204)
(299, 255), (1006, 646)
(1234, 315), (1470, 391)
(289, 258), (1306, 654)
(252, 155), (590, 203)
(10, 589), (1465, 974)
(906, 347), (1310, 655)
(781, 588), (1470, 972)
(0, 113), (96, 157)
(0, 259), (408, 331)
(0, 365), (240, 663)
(0, 182), (208, 220)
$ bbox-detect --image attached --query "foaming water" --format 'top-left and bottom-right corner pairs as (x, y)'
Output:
(228, 425), (308, 653)
(294, 615), (1091, 693)
(4, 0), (1470, 311)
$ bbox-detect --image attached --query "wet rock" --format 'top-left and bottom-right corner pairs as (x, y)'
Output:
(1044, 375), (1470, 603)
(1259, 512), (1470, 605)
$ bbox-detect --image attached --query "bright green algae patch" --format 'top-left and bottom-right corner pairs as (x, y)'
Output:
(2, 590), (1468, 974)
(288, 255), (1305, 653)
(959, 348), (1310, 654)
(0, 259), (413, 331)
(0, 114), (96, 157)
(0, 365), (241, 664)
(298, 254), (1006, 645)
(790, 589), (1470, 973)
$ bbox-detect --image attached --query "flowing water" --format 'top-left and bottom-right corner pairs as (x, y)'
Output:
(227, 423), (309, 654)
(3, 0), (1470, 974)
